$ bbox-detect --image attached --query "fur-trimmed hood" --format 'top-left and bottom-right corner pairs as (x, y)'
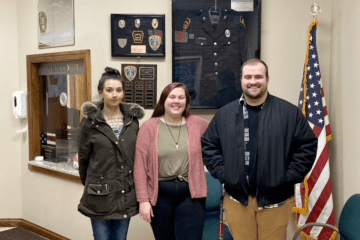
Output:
(81, 101), (145, 120)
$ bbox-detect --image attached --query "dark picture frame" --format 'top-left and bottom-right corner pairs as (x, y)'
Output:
(111, 14), (165, 58)
(172, 0), (261, 108)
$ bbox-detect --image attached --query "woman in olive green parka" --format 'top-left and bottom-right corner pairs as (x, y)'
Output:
(77, 67), (144, 240)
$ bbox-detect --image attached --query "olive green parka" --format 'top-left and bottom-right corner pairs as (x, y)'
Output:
(78, 101), (144, 219)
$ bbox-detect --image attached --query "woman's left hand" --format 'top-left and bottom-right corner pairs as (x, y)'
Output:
(139, 201), (153, 223)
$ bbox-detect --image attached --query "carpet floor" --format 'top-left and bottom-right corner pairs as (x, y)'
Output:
(0, 227), (49, 240)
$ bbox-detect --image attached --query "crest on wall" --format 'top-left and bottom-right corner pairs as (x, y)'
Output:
(124, 66), (137, 81)
(118, 38), (127, 48)
(149, 35), (161, 51)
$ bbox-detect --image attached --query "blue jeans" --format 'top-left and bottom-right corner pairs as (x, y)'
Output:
(90, 218), (131, 240)
(151, 178), (206, 240)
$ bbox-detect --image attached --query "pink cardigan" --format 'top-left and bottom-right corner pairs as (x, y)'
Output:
(134, 115), (209, 206)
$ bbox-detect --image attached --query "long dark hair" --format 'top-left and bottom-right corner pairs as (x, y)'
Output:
(152, 82), (191, 118)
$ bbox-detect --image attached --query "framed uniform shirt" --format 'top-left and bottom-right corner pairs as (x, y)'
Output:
(172, 0), (261, 108)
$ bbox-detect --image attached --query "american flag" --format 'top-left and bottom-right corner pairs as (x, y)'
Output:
(41, 132), (56, 146)
(293, 20), (337, 240)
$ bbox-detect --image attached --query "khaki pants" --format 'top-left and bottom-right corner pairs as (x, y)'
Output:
(223, 194), (294, 240)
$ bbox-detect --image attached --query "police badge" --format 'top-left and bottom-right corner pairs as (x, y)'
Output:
(135, 19), (141, 28)
(149, 35), (161, 51)
(225, 29), (231, 38)
(151, 18), (159, 29)
(124, 66), (137, 81)
(118, 38), (127, 48)
(118, 20), (125, 28)
(132, 31), (144, 44)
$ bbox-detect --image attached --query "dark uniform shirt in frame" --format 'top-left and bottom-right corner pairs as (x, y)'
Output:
(173, 0), (261, 108)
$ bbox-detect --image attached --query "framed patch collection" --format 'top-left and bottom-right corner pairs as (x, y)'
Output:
(172, 0), (262, 108)
(111, 14), (165, 58)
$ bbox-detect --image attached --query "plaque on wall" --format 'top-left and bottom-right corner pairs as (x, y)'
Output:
(121, 64), (157, 109)
(111, 14), (165, 58)
(172, 0), (262, 108)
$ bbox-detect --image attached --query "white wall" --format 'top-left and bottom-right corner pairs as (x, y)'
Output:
(6, 0), (360, 239)
(0, 0), (22, 218)
(330, 0), (360, 219)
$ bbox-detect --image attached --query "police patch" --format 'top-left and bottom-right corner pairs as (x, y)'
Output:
(118, 38), (127, 48)
(124, 66), (137, 81)
(149, 35), (161, 51)
(154, 30), (163, 44)
(175, 31), (188, 43)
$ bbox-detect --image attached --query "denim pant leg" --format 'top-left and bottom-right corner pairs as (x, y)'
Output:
(91, 218), (130, 240)
(112, 218), (131, 240)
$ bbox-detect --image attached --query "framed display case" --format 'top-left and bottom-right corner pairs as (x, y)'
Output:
(111, 14), (165, 58)
(172, 0), (262, 108)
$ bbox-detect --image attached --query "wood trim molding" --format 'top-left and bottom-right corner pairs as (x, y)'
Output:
(0, 218), (71, 240)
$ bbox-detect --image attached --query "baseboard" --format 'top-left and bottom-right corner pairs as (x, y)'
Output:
(0, 218), (70, 240)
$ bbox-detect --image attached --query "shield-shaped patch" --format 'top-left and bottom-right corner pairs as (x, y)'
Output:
(149, 35), (161, 51)
(124, 66), (137, 81)
(118, 38), (127, 49)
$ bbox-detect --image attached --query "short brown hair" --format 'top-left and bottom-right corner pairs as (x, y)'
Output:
(152, 82), (191, 118)
(241, 58), (269, 79)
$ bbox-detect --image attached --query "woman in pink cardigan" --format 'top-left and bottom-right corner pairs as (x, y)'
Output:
(134, 82), (209, 240)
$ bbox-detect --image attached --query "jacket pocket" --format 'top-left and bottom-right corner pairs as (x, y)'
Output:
(86, 183), (113, 213)
(88, 183), (110, 195)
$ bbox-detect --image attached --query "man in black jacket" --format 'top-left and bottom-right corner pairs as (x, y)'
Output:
(201, 59), (318, 240)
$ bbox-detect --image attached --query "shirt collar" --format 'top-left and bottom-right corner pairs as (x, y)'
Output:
(238, 93), (268, 109)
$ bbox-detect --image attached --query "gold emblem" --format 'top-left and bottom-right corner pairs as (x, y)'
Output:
(149, 35), (161, 51)
(151, 18), (159, 29)
(118, 20), (125, 28)
(132, 31), (144, 44)
(124, 66), (137, 81)
(183, 18), (192, 32)
(135, 19), (141, 28)
(239, 16), (246, 29)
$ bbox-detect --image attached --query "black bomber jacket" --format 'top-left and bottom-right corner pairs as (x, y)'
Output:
(202, 94), (318, 207)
